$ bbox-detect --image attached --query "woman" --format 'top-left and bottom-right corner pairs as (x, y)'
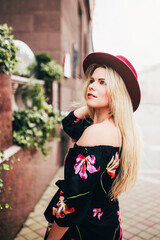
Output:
(44, 52), (141, 240)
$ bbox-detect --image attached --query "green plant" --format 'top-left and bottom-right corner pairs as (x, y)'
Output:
(28, 53), (63, 92)
(38, 60), (63, 82)
(12, 108), (62, 155)
(13, 79), (63, 155)
(0, 23), (18, 74)
(36, 52), (53, 65)
(21, 80), (49, 110)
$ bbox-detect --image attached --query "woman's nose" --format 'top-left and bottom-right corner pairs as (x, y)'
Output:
(89, 82), (96, 91)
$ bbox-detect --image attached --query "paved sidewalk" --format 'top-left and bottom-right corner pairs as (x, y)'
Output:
(120, 177), (160, 240)
(14, 167), (64, 240)
(14, 166), (160, 240)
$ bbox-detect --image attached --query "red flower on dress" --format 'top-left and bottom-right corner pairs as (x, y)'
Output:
(74, 154), (100, 179)
(106, 152), (120, 179)
(52, 191), (75, 218)
(93, 208), (103, 220)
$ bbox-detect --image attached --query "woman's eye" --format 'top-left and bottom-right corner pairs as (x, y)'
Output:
(89, 79), (94, 84)
(100, 80), (106, 85)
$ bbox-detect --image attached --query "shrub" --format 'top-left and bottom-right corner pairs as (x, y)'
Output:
(0, 23), (18, 74)
(13, 80), (63, 155)
(28, 53), (63, 92)
(21, 80), (49, 110)
(13, 107), (62, 155)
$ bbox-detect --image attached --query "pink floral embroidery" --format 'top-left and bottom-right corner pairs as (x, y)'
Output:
(117, 211), (121, 222)
(106, 152), (120, 179)
(72, 118), (80, 125)
(93, 208), (103, 220)
(117, 211), (122, 240)
(52, 191), (75, 218)
(74, 154), (100, 179)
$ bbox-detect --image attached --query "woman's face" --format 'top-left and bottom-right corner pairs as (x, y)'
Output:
(86, 67), (109, 109)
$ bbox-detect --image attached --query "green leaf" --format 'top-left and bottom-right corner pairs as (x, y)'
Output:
(5, 203), (10, 209)
(0, 179), (4, 188)
(3, 163), (10, 171)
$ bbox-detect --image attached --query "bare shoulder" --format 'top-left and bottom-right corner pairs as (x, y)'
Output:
(76, 121), (121, 147)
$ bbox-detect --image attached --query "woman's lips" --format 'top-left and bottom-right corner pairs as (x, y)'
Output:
(87, 93), (97, 98)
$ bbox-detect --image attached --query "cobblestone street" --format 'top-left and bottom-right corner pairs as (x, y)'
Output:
(15, 104), (160, 240)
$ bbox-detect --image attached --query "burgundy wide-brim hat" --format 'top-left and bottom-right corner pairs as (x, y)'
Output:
(83, 52), (141, 111)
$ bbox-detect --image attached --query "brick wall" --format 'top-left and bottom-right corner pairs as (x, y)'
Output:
(0, 140), (61, 240)
(0, 0), (61, 63)
(0, 73), (12, 150)
(0, 0), (91, 112)
(60, 0), (90, 111)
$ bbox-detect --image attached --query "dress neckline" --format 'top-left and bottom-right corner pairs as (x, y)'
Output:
(74, 142), (121, 149)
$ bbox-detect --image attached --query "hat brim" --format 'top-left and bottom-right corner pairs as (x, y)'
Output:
(83, 52), (141, 112)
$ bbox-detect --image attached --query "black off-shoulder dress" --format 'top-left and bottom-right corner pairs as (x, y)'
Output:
(44, 111), (122, 240)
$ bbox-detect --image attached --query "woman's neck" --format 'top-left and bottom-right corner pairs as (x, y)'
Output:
(93, 107), (112, 124)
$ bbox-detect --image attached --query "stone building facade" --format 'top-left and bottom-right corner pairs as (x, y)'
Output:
(0, 0), (93, 111)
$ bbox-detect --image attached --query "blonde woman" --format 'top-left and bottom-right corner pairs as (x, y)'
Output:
(44, 52), (141, 240)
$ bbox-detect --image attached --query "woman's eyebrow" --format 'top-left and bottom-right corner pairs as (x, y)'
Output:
(90, 77), (105, 80)
(98, 78), (105, 80)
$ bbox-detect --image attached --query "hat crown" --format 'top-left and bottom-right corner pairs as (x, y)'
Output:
(116, 55), (137, 79)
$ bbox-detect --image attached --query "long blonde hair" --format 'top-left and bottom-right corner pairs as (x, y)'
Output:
(84, 64), (141, 199)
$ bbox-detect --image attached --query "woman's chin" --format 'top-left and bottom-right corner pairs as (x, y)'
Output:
(87, 102), (108, 109)
(86, 103), (97, 108)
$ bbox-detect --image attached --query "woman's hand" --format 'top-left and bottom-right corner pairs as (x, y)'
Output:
(47, 221), (69, 240)
(74, 106), (89, 119)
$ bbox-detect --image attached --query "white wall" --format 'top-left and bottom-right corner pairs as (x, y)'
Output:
(139, 65), (160, 105)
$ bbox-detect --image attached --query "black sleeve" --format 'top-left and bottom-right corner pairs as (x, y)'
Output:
(62, 111), (92, 141)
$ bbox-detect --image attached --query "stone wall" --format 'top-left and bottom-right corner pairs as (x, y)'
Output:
(60, 0), (91, 111)
(0, 0), (61, 63)
(0, 73), (12, 150)
(0, 0), (92, 112)
(0, 140), (61, 240)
